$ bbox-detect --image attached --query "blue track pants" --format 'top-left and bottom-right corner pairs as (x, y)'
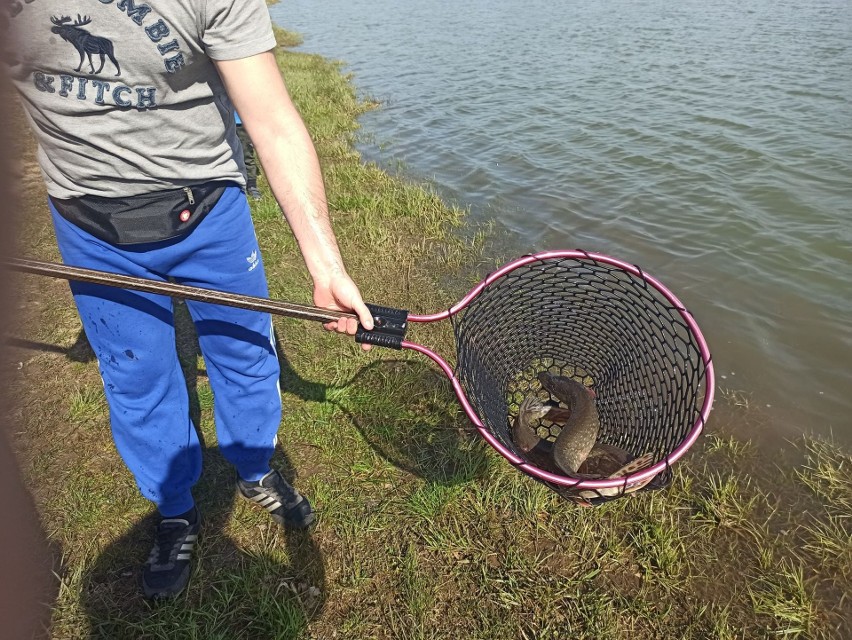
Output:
(51, 187), (282, 517)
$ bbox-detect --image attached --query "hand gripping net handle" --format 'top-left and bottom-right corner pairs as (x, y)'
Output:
(446, 251), (714, 503)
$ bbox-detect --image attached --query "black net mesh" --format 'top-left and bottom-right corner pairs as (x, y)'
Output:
(451, 255), (710, 504)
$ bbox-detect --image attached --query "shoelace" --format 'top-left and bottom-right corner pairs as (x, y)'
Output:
(150, 521), (187, 566)
(264, 482), (302, 510)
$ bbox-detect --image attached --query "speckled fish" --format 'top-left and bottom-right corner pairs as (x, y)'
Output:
(577, 452), (656, 501)
(537, 372), (600, 475)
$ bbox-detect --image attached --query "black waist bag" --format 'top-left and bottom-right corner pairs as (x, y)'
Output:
(49, 181), (236, 246)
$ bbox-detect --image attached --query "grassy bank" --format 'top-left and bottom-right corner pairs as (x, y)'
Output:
(7, 26), (850, 640)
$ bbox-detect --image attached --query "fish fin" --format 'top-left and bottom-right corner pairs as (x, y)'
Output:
(543, 406), (572, 424)
(512, 396), (550, 453)
(569, 496), (595, 508)
(519, 395), (548, 419)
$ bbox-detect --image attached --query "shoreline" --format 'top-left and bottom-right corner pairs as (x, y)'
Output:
(6, 22), (850, 640)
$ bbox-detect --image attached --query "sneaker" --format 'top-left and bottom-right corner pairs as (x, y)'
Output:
(247, 185), (262, 200)
(237, 469), (316, 529)
(142, 509), (200, 600)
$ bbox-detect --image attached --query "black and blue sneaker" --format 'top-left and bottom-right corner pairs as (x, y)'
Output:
(237, 469), (315, 529)
(142, 507), (200, 600)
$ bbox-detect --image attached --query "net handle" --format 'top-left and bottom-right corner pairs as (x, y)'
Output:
(7, 258), (419, 349)
(6, 257), (356, 324)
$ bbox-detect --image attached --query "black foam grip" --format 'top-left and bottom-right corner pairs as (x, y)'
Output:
(364, 304), (408, 321)
(355, 327), (404, 349)
(355, 303), (409, 349)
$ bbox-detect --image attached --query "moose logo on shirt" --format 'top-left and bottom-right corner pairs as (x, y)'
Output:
(7, 0), (195, 111)
(50, 14), (121, 76)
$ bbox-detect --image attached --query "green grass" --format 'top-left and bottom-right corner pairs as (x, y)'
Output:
(7, 21), (852, 640)
(749, 560), (820, 637)
(67, 384), (107, 423)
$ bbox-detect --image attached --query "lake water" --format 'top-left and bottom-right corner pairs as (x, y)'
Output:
(270, 0), (852, 446)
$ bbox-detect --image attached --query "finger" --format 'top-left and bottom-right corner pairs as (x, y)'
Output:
(323, 321), (336, 332)
(345, 316), (359, 336)
(351, 298), (374, 332)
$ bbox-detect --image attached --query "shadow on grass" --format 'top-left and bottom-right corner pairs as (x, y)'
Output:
(6, 328), (98, 363)
(271, 326), (490, 486)
(79, 443), (326, 639)
(74, 302), (326, 638)
(336, 359), (489, 486)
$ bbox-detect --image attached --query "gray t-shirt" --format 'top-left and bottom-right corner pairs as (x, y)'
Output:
(5, 0), (276, 198)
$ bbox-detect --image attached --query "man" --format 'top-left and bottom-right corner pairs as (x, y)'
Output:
(4, 0), (374, 599)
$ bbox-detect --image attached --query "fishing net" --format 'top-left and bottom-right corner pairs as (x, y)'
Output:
(450, 253), (712, 503)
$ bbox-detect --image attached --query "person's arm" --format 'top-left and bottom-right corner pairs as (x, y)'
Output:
(214, 52), (374, 339)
